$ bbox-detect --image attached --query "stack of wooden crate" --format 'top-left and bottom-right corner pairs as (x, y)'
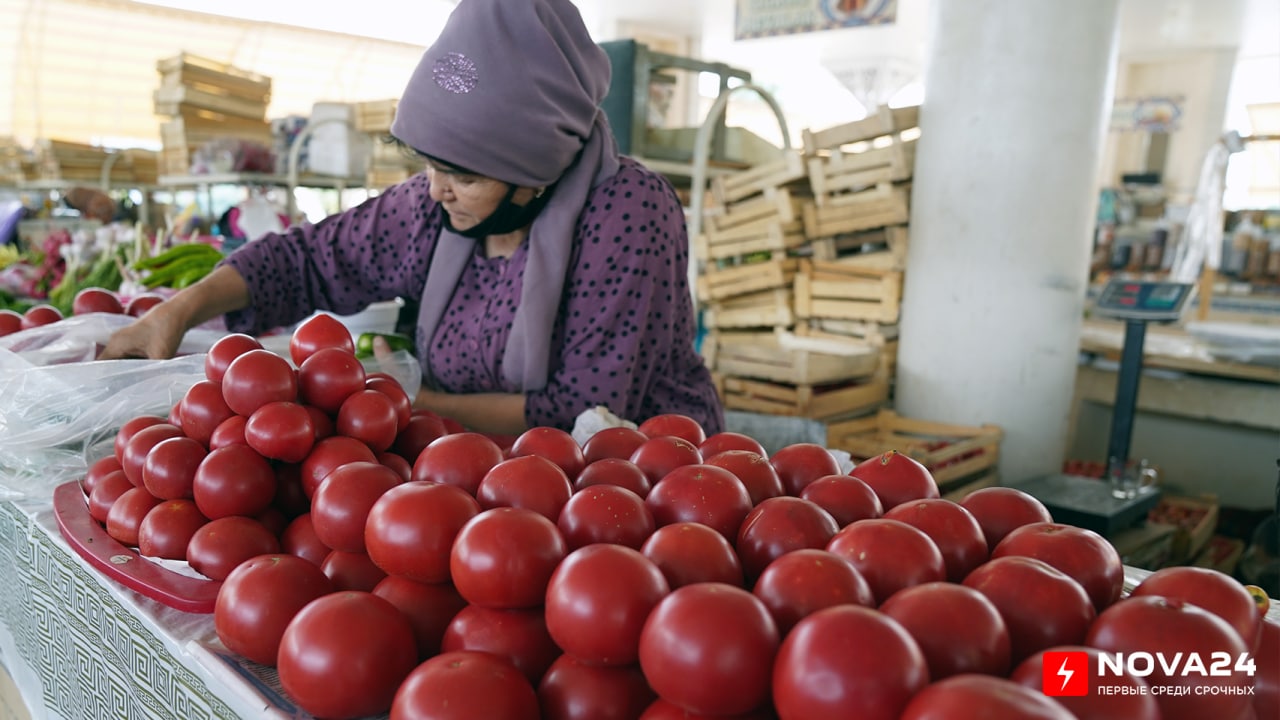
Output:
(33, 140), (158, 185)
(1, 138), (32, 184)
(153, 53), (273, 176)
(354, 99), (420, 189)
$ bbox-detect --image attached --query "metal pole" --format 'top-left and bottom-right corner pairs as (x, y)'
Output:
(1105, 319), (1147, 471)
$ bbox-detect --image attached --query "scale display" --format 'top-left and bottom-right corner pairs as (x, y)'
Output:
(1093, 279), (1195, 322)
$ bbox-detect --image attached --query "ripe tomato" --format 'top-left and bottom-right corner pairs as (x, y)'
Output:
(644, 464), (752, 541)
(411, 432), (505, 495)
(879, 582), (1012, 679)
(21, 304), (62, 329)
(320, 550), (388, 592)
(770, 443), (840, 497)
(638, 583), (778, 716)
(192, 444), (277, 519)
(390, 650), (539, 720)
(372, 576), (467, 659)
(583, 426), (649, 464)
(393, 413), (448, 465)
(450, 507), (567, 609)
(336, 389), (398, 452)
(992, 522), (1123, 612)
(799, 474), (884, 527)
(280, 513), (330, 566)
(0, 308), (23, 336)
(441, 605), (561, 683)
(244, 401), (315, 463)
(751, 548), (873, 635)
(702, 450), (785, 506)
(88, 470), (133, 523)
(278, 591), (417, 719)
(850, 451), (939, 510)
(214, 554), (332, 666)
(289, 313), (355, 366)
(477, 455), (574, 521)
(114, 415), (167, 464)
(105, 487), (162, 547)
(962, 555), (1095, 664)
(137, 499), (208, 559)
(641, 522), (743, 589)
(510, 426), (587, 480)
(204, 333), (263, 383)
(826, 518), (946, 605)
(629, 436), (702, 486)
(83, 454), (123, 496)
(884, 498), (989, 582)
(899, 675), (1074, 720)
(272, 463), (310, 518)
(572, 458), (652, 498)
(1130, 565), (1263, 650)
(736, 496), (839, 583)
(297, 347), (366, 415)
(557, 484), (655, 550)
(638, 413), (707, 446)
(365, 481), (481, 583)
(1011, 646), (1161, 720)
(365, 376), (412, 433)
(773, 604), (928, 720)
(300, 435), (378, 499)
(186, 516), (281, 581)
(310, 461), (400, 553)
(958, 486), (1053, 551)
(141, 436), (206, 500)
(124, 293), (164, 318)
(72, 288), (123, 315)
(539, 655), (655, 720)
(699, 431), (766, 458)
(221, 349), (298, 417)
(120, 423), (183, 486)
(639, 699), (775, 719)
(208, 414), (248, 450)
(545, 544), (669, 666)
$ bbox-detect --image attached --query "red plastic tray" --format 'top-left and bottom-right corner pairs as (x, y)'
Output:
(53, 481), (221, 613)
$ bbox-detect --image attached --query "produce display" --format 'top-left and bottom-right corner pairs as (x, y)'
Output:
(50, 313), (1280, 720)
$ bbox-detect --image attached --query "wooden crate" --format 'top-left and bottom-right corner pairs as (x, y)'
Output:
(794, 260), (903, 325)
(711, 151), (808, 205)
(940, 472), (999, 503)
(697, 258), (798, 303)
(355, 99), (399, 133)
(154, 86), (268, 121)
(35, 139), (110, 181)
(802, 105), (920, 155)
(706, 187), (805, 233)
(797, 322), (899, 379)
(809, 138), (916, 203)
(704, 290), (794, 329)
(160, 146), (192, 175)
(827, 409), (1003, 486)
(160, 114), (273, 147)
(719, 374), (889, 421)
(1191, 535), (1245, 575)
(1110, 523), (1177, 571)
(157, 53), (271, 104)
(810, 225), (909, 270)
(1148, 495), (1219, 565)
(707, 330), (881, 386)
(694, 219), (807, 262)
(803, 184), (910, 238)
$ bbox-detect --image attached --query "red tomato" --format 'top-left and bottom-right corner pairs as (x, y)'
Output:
(962, 555), (1095, 664)
(638, 413), (707, 446)
(88, 470), (133, 523)
(450, 507), (567, 609)
(0, 308), (23, 336)
(510, 426), (587, 480)
(221, 349), (297, 417)
(138, 499), (208, 559)
(365, 376), (412, 433)
(699, 431), (766, 458)
(638, 583), (778, 716)
(320, 550), (388, 592)
(992, 522), (1123, 613)
(215, 554), (333, 666)
(255, 506), (288, 538)
(280, 513), (330, 566)
(752, 548), (873, 635)
(297, 347), (366, 415)
(773, 604), (928, 720)
(365, 481), (481, 583)
(20, 304), (62, 329)
(336, 389), (398, 452)
(958, 486), (1053, 551)
(277, 591), (417, 719)
(310, 461), (400, 553)
(1086, 596), (1253, 720)
(477, 455), (574, 521)
(884, 498), (989, 582)
(639, 699), (775, 719)
(114, 415), (166, 464)
(300, 435), (378, 499)
(243, 401), (315, 463)
(141, 436), (206, 500)
(770, 443), (840, 497)
(899, 675), (1074, 720)
(186, 516), (281, 581)
(644, 464), (751, 542)
(208, 414), (247, 450)
(166, 401), (183, 428)
(879, 582), (1012, 679)
(538, 655), (655, 720)
(1011, 646), (1161, 720)
(826, 518), (946, 605)
(629, 436), (702, 486)
(736, 496), (839, 583)
(124, 293), (164, 318)
(572, 458), (652, 498)
(441, 605), (560, 684)
(204, 333), (263, 383)
(289, 313), (355, 366)
(372, 576), (467, 659)
(641, 522), (743, 589)
(1130, 565), (1263, 650)
(393, 413), (448, 465)
(390, 650), (539, 720)
(303, 405), (335, 441)
(377, 451), (412, 482)
(850, 451), (939, 511)
(72, 287), (123, 315)
(105, 487), (162, 546)
(557, 484), (655, 550)
(702, 450), (784, 507)
(799, 474), (884, 527)
(583, 426), (649, 464)
(83, 454), (123, 497)
(121, 423), (183, 486)
(411, 432), (505, 495)
(545, 544), (669, 666)
(272, 463), (310, 519)
(192, 443), (277, 519)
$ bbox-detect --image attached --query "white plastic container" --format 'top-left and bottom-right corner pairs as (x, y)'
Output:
(312, 298), (405, 344)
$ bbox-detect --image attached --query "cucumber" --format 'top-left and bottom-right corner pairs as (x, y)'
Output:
(355, 332), (415, 358)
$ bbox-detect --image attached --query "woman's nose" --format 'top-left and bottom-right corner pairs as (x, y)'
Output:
(427, 172), (453, 202)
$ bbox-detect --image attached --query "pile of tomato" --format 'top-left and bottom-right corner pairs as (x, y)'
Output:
(76, 315), (1278, 720)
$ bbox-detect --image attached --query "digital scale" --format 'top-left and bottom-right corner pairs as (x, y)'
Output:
(1012, 278), (1197, 537)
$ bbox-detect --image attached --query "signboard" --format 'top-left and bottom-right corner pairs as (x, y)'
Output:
(735, 0), (897, 40)
(1110, 96), (1184, 133)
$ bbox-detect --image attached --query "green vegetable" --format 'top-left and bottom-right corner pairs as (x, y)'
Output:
(132, 243), (222, 271)
(355, 332), (415, 359)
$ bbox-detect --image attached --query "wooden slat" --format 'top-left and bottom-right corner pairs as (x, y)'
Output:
(704, 290), (793, 329)
(712, 151), (808, 205)
(154, 86), (268, 121)
(710, 330), (880, 385)
(720, 375), (889, 420)
(157, 53), (272, 102)
(826, 409), (1004, 485)
(803, 105), (920, 154)
(707, 187), (805, 232)
(697, 259), (799, 303)
(803, 186), (910, 236)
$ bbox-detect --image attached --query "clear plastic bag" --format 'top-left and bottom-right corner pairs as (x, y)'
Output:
(0, 312), (227, 366)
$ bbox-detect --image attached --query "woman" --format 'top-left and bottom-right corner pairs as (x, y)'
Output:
(102, 0), (724, 436)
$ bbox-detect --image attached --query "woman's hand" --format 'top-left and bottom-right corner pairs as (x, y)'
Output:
(98, 301), (187, 359)
(99, 264), (253, 360)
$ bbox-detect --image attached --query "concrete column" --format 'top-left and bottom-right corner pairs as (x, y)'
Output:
(896, 0), (1120, 483)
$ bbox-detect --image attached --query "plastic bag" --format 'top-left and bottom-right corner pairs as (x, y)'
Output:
(0, 312), (227, 366)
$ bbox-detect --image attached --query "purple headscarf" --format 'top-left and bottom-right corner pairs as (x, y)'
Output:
(391, 0), (621, 392)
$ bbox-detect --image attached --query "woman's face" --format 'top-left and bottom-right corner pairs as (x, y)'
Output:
(425, 160), (537, 232)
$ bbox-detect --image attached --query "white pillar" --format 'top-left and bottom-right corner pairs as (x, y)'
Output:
(896, 0), (1120, 483)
